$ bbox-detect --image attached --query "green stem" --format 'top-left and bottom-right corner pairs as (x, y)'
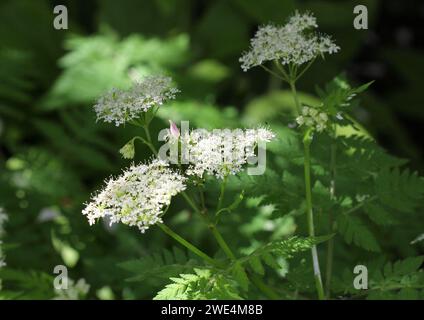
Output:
(143, 124), (157, 156)
(260, 65), (287, 82)
(181, 188), (279, 299)
(182, 189), (237, 261)
(217, 176), (227, 211)
(181, 191), (234, 258)
(295, 58), (316, 82)
(157, 223), (219, 267)
(209, 226), (236, 260)
(303, 136), (325, 300)
(289, 78), (325, 300)
(289, 81), (302, 115)
(326, 135), (337, 298)
(181, 191), (201, 213)
(274, 60), (291, 81)
(249, 273), (280, 300)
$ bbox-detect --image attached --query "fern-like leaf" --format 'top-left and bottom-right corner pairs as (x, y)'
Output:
(119, 247), (201, 284)
(154, 268), (243, 300)
(375, 168), (424, 213)
(337, 214), (380, 252)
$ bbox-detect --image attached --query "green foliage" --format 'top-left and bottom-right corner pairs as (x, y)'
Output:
(153, 268), (242, 300)
(367, 256), (424, 299)
(239, 236), (331, 275)
(375, 168), (424, 213)
(119, 247), (202, 285)
(0, 269), (54, 300)
(0, 0), (423, 302)
(337, 214), (381, 252)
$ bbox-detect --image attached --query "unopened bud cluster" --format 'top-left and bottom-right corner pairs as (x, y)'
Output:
(296, 106), (329, 132)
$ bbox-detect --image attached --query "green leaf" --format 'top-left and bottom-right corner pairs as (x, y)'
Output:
(364, 203), (397, 226)
(248, 256), (265, 275)
(337, 215), (381, 252)
(375, 168), (424, 213)
(238, 236), (329, 275)
(154, 268), (243, 300)
(231, 262), (249, 291)
(118, 247), (201, 284)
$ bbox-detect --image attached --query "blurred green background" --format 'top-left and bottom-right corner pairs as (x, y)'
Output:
(0, 0), (423, 299)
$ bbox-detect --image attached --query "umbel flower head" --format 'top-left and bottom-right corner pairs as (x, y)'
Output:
(296, 106), (329, 132)
(179, 127), (275, 179)
(94, 75), (179, 126)
(240, 11), (340, 72)
(82, 159), (186, 233)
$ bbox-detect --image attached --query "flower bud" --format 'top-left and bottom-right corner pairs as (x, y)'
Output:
(169, 120), (180, 138)
(119, 139), (135, 159)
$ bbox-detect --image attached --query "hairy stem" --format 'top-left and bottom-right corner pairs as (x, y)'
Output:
(158, 223), (219, 267)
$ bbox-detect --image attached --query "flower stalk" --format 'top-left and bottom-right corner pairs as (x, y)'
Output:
(157, 223), (220, 267)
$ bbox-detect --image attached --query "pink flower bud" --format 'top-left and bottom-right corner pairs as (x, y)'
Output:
(169, 120), (180, 138)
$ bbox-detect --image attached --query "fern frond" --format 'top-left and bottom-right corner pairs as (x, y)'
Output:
(375, 168), (424, 213)
(337, 214), (380, 252)
(367, 256), (424, 299)
(237, 236), (332, 275)
(153, 268), (243, 300)
(119, 247), (201, 284)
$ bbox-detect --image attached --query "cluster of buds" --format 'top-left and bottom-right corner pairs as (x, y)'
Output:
(296, 106), (329, 132)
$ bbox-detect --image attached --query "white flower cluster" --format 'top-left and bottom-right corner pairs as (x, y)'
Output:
(240, 11), (340, 71)
(94, 75), (179, 126)
(296, 106), (329, 132)
(180, 128), (275, 179)
(82, 159), (186, 233)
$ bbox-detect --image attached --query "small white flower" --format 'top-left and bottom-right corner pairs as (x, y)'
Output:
(240, 11), (340, 71)
(82, 159), (186, 233)
(180, 128), (276, 179)
(94, 75), (179, 126)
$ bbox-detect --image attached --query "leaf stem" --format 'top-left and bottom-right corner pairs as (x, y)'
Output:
(157, 223), (220, 267)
